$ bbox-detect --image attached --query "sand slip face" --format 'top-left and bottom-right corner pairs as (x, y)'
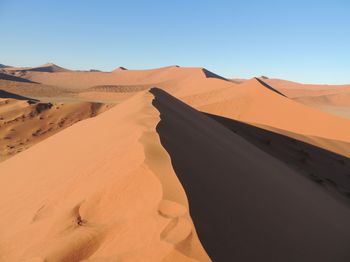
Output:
(151, 88), (350, 262)
(2, 64), (350, 261)
(264, 79), (350, 98)
(0, 91), (208, 261)
(180, 78), (350, 156)
(1, 63), (70, 74)
(21, 66), (208, 90)
(15, 65), (226, 97)
(262, 79), (350, 120)
(293, 93), (350, 120)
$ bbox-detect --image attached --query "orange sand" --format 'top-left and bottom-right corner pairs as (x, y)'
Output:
(0, 91), (209, 261)
(1, 64), (350, 261)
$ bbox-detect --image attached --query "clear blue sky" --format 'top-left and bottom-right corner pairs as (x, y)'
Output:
(1, 0), (349, 83)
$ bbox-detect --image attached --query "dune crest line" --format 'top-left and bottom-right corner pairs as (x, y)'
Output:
(0, 90), (209, 261)
(150, 87), (350, 262)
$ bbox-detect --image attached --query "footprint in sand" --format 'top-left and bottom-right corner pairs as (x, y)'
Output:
(158, 200), (192, 244)
(158, 199), (187, 218)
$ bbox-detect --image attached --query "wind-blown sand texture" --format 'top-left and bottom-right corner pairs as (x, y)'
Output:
(263, 78), (350, 119)
(0, 64), (350, 261)
(0, 93), (110, 161)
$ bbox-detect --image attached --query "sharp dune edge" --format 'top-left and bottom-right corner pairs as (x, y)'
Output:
(151, 88), (350, 261)
(264, 79), (350, 98)
(0, 65), (350, 261)
(262, 79), (350, 120)
(0, 90), (209, 261)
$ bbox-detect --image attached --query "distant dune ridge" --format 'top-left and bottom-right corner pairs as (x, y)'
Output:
(112, 66), (128, 72)
(0, 63), (350, 261)
(262, 79), (350, 120)
(1, 63), (70, 73)
(0, 72), (37, 83)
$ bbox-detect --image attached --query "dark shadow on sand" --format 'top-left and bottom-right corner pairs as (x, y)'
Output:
(0, 89), (39, 102)
(255, 77), (286, 97)
(205, 113), (350, 197)
(202, 68), (228, 81)
(150, 87), (350, 262)
(28, 67), (55, 73)
(0, 72), (37, 83)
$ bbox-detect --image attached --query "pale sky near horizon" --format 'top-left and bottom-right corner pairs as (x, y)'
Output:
(0, 0), (349, 84)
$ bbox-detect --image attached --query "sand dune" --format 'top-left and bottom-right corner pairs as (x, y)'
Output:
(112, 66), (127, 72)
(1, 64), (350, 261)
(181, 78), (350, 156)
(292, 93), (350, 120)
(261, 78), (350, 120)
(0, 72), (37, 83)
(19, 66), (222, 91)
(0, 92), (110, 162)
(2, 63), (70, 74)
(2, 64), (230, 99)
(0, 90), (208, 261)
(295, 92), (350, 107)
(0, 80), (73, 100)
(206, 113), (350, 196)
(264, 78), (350, 98)
(0, 89), (38, 101)
(151, 88), (350, 261)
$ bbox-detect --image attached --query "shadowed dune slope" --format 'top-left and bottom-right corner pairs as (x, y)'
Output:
(0, 80), (72, 99)
(21, 66), (226, 90)
(150, 87), (350, 262)
(112, 66), (127, 72)
(0, 90), (208, 261)
(0, 72), (37, 83)
(27, 63), (70, 72)
(0, 89), (38, 101)
(264, 79), (350, 98)
(255, 77), (286, 97)
(183, 78), (350, 156)
(201, 69), (227, 81)
(206, 113), (350, 196)
(2, 63), (70, 73)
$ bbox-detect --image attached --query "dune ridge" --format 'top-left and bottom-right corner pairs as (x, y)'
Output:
(206, 113), (350, 197)
(151, 87), (350, 262)
(0, 90), (208, 261)
(0, 72), (37, 83)
(17, 66), (224, 90)
(0, 64), (350, 261)
(1, 63), (70, 74)
(260, 79), (350, 120)
(180, 78), (350, 156)
(264, 79), (350, 98)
